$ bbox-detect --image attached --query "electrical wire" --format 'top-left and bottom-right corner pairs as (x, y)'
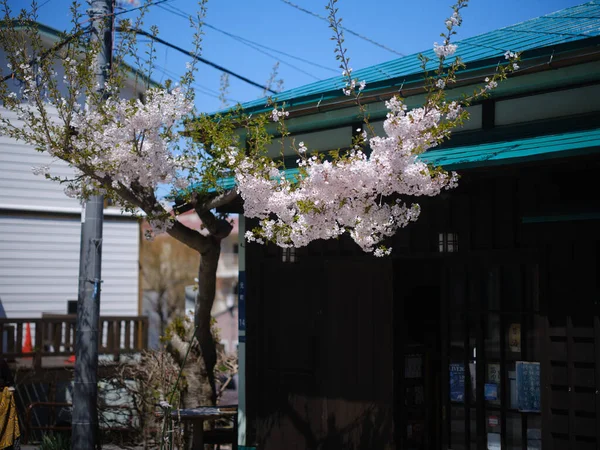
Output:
(117, 26), (277, 93)
(158, 3), (331, 80)
(280, 0), (404, 57)
(151, 62), (240, 103)
(37, 0), (53, 10)
(161, 3), (337, 74)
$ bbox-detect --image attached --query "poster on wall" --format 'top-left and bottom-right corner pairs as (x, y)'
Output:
(509, 323), (521, 352)
(487, 363), (501, 404)
(405, 355), (423, 379)
(485, 383), (498, 401)
(516, 361), (541, 412)
(450, 363), (465, 402)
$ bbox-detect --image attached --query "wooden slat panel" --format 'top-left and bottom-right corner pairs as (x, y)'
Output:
(551, 436), (571, 450)
(573, 343), (595, 363)
(550, 341), (568, 361)
(550, 414), (570, 434)
(124, 320), (131, 350)
(574, 416), (597, 437)
(106, 321), (114, 351)
(551, 390), (570, 409)
(15, 322), (23, 353)
(573, 391), (596, 413)
(134, 320), (141, 349)
(573, 441), (597, 450)
(551, 365), (569, 385)
(573, 369), (596, 388)
(53, 322), (62, 351)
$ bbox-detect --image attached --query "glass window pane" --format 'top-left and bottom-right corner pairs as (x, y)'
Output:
(469, 408), (477, 450)
(527, 415), (542, 449)
(486, 268), (500, 311)
(450, 405), (466, 450)
(485, 314), (501, 359)
(506, 412), (522, 449)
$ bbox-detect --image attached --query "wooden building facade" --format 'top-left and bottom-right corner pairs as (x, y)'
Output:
(228, 3), (600, 449)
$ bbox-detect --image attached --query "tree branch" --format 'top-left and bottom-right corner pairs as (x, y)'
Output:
(167, 220), (211, 253)
(195, 208), (233, 240)
(201, 188), (239, 212)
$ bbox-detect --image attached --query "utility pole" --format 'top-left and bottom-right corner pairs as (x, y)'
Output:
(72, 0), (112, 448)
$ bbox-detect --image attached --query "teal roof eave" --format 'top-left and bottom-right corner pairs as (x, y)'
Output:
(219, 1), (600, 117)
(421, 128), (600, 169)
(202, 128), (600, 193)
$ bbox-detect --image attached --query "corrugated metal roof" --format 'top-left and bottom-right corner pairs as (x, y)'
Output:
(212, 128), (600, 190)
(211, 128), (600, 190)
(235, 1), (600, 114)
(421, 127), (600, 169)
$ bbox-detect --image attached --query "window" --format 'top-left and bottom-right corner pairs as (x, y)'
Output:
(439, 232), (459, 253)
(282, 247), (296, 263)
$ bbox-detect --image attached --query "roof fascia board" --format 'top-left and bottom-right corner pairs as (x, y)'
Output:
(264, 57), (600, 138)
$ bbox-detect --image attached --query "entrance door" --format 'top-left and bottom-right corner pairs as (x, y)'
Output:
(441, 255), (543, 450)
(394, 259), (442, 450)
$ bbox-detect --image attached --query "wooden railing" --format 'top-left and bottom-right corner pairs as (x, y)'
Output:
(0, 315), (148, 369)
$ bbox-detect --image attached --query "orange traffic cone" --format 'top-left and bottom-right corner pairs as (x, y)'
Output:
(22, 322), (33, 354)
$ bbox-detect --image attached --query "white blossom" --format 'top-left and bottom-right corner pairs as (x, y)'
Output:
(433, 42), (457, 58)
(270, 108), (289, 122)
(231, 96), (460, 254)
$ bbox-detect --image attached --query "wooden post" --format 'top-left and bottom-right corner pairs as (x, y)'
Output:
(34, 320), (43, 370)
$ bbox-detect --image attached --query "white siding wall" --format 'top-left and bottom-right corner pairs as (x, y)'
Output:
(0, 214), (139, 318)
(0, 108), (83, 212)
(0, 44), (144, 319)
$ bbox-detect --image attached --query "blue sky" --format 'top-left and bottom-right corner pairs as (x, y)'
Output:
(7, 0), (587, 113)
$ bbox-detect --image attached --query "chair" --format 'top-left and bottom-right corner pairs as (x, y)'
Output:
(202, 405), (238, 450)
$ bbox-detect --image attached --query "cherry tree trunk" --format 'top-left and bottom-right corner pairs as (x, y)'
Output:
(195, 236), (221, 405)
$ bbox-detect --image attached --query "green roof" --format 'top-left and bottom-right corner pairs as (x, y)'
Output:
(213, 128), (600, 190)
(421, 128), (600, 169)
(232, 1), (600, 115)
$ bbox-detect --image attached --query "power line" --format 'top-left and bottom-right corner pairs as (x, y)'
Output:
(150, 61), (240, 103)
(3, 22), (276, 94)
(280, 0), (405, 57)
(162, 3), (337, 73)
(118, 26), (277, 93)
(37, 0), (53, 10)
(159, 3), (336, 79)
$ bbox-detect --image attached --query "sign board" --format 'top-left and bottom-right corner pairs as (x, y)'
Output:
(516, 361), (541, 412)
(450, 363), (465, 402)
(485, 383), (498, 401)
(238, 271), (246, 331)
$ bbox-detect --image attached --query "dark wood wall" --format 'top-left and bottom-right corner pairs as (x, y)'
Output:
(246, 248), (394, 449)
(244, 155), (600, 449)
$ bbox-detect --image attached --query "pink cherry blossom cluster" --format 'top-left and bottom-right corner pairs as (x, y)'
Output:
(231, 96), (460, 255)
(65, 87), (195, 196)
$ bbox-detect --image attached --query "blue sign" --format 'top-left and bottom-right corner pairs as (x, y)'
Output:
(450, 363), (465, 402)
(485, 383), (498, 401)
(238, 271), (246, 331)
(516, 361), (541, 412)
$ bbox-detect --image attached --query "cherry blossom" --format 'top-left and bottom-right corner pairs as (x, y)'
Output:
(230, 95), (461, 255)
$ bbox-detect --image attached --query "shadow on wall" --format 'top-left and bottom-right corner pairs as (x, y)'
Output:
(258, 396), (391, 450)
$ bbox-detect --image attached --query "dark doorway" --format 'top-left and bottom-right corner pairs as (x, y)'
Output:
(394, 258), (443, 450)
